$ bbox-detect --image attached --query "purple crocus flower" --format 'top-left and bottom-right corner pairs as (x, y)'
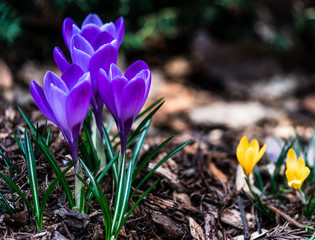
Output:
(54, 42), (118, 133)
(62, 14), (124, 51)
(98, 61), (151, 153)
(55, 14), (122, 134)
(30, 64), (92, 161)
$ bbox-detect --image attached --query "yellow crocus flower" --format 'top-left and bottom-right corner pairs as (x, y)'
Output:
(236, 136), (266, 177)
(285, 148), (310, 190)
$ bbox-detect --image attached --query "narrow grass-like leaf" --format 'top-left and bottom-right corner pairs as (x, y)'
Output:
(46, 129), (51, 147)
(18, 107), (75, 208)
(128, 101), (164, 142)
(111, 153), (126, 234)
(244, 177), (273, 221)
(78, 158), (112, 239)
(38, 161), (75, 229)
(253, 165), (264, 191)
(116, 179), (159, 237)
(78, 136), (94, 170)
(83, 123), (99, 172)
(131, 139), (191, 199)
(24, 130), (41, 229)
(84, 152), (119, 214)
(135, 98), (164, 121)
(0, 192), (14, 214)
(114, 123), (150, 235)
(0, 172), (35, 213)
(129, 120), (151, 172)
(133, 136), (174, 182)
(102, 124), (118, 184)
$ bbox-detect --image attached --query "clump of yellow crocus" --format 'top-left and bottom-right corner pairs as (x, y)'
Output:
(236, 136), (266, 177)
(285, 148), (310, 190)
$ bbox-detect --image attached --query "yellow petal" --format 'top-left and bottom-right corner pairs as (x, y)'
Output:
(237, 147), (246, 166)
(249, 139), (259, 154)
(286, 148), (297, 169)
(243, 147), (255, 176)
(256, 143), (266, 163)
(288, 179), (302, 190)
(297, 157), (306, 169)
(285, 167), (294, 180)
(300, 165), (310, 184)
(237, 136), (248, 151)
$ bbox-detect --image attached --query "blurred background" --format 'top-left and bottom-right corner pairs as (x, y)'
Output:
(2, 0), (315, 137)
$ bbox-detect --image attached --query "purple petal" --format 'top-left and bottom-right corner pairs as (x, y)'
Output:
(98, 69), (117, 118)
(71, 48), (91, 73)
(100, 22), (116, 37)
(89, 45), (118, 93)
(125, 60), (150, 81)
(111, 76), (128, 117)
(114, 17), (125, 47)
(109, 64), (123, 79)
(30, 81), (58, 125)
(43, 71), (68, 95)
(120, 77), (146, 122)
(61, 65), (84, 90)
(80, 25), (102, 44)
(53, 47), (70, 73)
(92, 31), (115, 51)
(66, 77), (92, 130)
(62, 18), (77, 50)
(82, 14), (103, 27)
(46, 84), (68, 130)
(71, 34), (94, 56)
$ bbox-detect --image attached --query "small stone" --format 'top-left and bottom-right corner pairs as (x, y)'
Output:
(54, 208), (90, 229)
(0, 58), (13, 89)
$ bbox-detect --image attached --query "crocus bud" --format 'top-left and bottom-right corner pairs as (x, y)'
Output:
(285, 148), (310, 190)
(236, 136), (266, 177)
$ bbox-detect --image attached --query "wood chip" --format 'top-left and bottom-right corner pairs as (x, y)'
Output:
(220, 207), (254, 229)
(208, 162), (228, 182)
(189, 217), (205, 240)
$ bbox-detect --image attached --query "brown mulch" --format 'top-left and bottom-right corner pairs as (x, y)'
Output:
(0, 99), (312, 240)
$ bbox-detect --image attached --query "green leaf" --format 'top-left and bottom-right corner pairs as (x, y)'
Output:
(116, 179), (159, 237)
(83, 122), (99, 172)
(0, 172), (35, 213)
(135, 98), (164, 121)
(131, 139), (191, 199)
(24, 129), (41, 230)
(102, 124), (118, 185)
(111, 153), (126, 234)
(78, 158), (112, 238)
(39, 161), (75, 229)
(128, 100), (164, 142)
(18, 107), (75, 208)
(85, 153), (119, 213)
(133, 135), (174, 182)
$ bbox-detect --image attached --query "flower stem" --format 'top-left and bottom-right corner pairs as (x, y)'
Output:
(298, 190), (307, 205)
(91, 114), (106, 168)
(75, 161), (84, 211)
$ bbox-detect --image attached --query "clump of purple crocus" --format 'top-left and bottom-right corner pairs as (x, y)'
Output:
(54, 43), (118, 133)
(30, 65), (92, 161)
(98, 61), (151, 153)
(54, 14), (124, 134)
(63, 14), (124, 51)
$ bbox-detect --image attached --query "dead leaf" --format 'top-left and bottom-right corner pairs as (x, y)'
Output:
(220, 207), (254, 229)
(209, 162), (228, 182)
(189, 217), (205, 240)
